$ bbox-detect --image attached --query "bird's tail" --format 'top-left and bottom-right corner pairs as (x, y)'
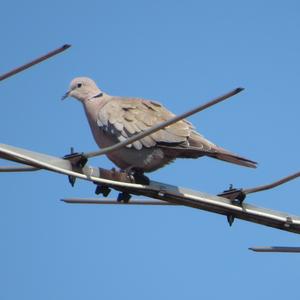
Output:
(184, 131), (257, 168)
(161, 144), (257, 168)
(206, 147), (257, 168)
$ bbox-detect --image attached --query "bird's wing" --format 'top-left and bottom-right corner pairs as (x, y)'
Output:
(96, 97), (192, 150)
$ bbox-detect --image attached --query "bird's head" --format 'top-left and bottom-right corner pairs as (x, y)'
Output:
(62, 77), (103, 102)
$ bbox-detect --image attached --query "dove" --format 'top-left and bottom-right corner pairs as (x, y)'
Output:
(62, 77), (256, 177)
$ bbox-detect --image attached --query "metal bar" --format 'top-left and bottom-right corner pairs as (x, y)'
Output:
(0, 44), (71, 81)
(0, 165), (40, 172)
(244, 171), (300, 195)
(1, 143), (300, 234)
(61, 198), (178, 205)
(249, 247), (300, 253)
(0, 143), (146, 189)
(84, 87), (244, 158)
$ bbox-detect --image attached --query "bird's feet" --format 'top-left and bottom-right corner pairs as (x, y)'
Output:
(123, 168), (150, 185)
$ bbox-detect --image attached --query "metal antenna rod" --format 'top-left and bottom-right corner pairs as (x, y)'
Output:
(0, 165), (39, 172)
(0, 88), (244, 171)
(61, 198), (178, 205)
(84, 87), (244, 158)
(244, 171), (300, 195)
(249, 247), (300, 253)
(0, 44), (71, 81)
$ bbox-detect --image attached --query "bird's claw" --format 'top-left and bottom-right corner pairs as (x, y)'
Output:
(123, 168), (150, 185)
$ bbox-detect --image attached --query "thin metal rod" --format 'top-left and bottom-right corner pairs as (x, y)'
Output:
(249, 247), (300, 253)
(85, 87), (244, 158)
(0, 165), (40, 172)
(244, 171), (300, 195)
(61, 198), (178, 205)
(0, 44), (71, 81)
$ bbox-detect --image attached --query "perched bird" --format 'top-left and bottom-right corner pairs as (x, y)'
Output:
(62, 77), (256, 177)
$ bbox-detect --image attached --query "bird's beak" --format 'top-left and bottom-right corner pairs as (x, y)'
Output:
(61, 91), (70, 100)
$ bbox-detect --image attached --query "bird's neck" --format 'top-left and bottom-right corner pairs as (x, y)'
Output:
(86, 91), (104, 101)
(82, 95), (109, 126)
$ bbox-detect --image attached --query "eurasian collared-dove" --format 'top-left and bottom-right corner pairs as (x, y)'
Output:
(62, 77), (256, 174)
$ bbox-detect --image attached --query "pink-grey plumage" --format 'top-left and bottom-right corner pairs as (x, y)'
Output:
(63, 77), (257, 172)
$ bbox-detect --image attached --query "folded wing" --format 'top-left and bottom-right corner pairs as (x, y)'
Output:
(97, 97), (193, 150)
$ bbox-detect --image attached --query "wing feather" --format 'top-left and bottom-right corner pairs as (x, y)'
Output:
(97, 97), (191, 150)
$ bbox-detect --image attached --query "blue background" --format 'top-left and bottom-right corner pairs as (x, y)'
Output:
(1, 1), (300, 299)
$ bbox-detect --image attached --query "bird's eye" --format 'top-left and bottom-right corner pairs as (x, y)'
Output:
(77, 83), (82, 88)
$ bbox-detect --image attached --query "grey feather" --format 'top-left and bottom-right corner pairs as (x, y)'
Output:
(114, 121), (124, 132)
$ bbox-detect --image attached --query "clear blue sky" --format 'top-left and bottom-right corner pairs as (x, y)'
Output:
(1, 1), (300, 299)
